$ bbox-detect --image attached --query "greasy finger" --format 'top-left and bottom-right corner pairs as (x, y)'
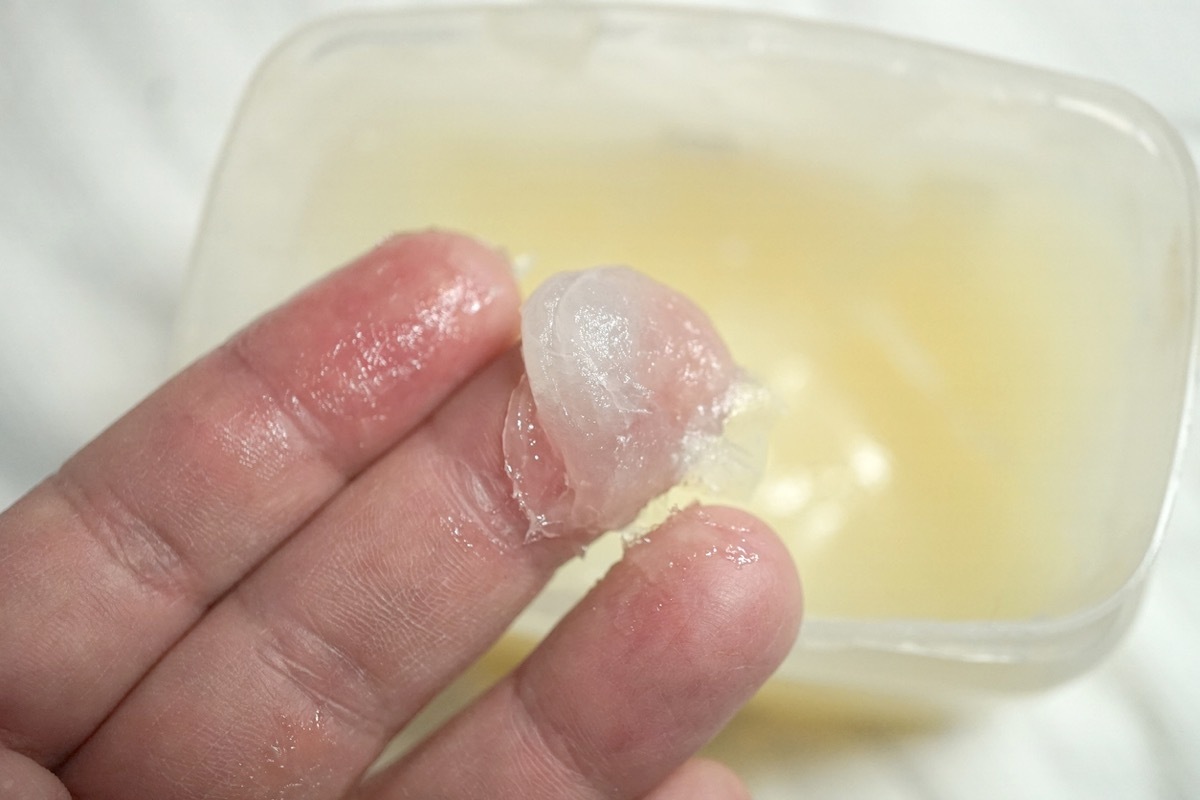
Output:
(0, 232), (518, 765)
(61, 262), (761, 799)
(60, 351), (562, 799)
(362, 504), (801, 800)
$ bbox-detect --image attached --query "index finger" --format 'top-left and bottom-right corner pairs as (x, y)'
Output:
(0, 231), (519, 766)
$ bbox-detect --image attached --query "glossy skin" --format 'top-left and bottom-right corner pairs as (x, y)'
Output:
(0, 232), (802, 800)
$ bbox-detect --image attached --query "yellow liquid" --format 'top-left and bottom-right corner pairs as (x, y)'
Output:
(296, 124), (1130, 622)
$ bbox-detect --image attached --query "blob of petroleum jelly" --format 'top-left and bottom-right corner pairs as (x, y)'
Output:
(503, 266), (758, 541)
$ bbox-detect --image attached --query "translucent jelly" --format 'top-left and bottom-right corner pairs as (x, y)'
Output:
(503, 267), (745, 541)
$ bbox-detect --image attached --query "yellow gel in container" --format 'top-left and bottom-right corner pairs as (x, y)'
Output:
(300, 128), (1129, 623)
(176, 6), (1197, 697)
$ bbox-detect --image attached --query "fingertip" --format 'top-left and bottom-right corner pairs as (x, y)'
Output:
(0, 749), (70, 800)
(377, 229), (522, 314)
(628, 503), (803, 667)
(516, 502), (801, 786)
(343, 230), (523, 349)
(643, 758), (752, 800)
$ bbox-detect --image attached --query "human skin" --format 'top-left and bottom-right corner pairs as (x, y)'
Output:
(0, 231), (802, 800)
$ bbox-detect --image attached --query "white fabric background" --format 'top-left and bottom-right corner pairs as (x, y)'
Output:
(1, 1), (1198, 797)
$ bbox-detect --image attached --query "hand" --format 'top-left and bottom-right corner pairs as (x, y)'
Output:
(0, 231), (801, 800)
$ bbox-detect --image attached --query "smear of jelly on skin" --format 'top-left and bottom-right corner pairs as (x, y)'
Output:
(503, 267), (757, 542)
(303, 275), (496, 420)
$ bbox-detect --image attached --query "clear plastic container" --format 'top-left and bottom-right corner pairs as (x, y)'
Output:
(175, 3), (1198, 701)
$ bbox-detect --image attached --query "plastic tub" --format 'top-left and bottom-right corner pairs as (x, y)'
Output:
(175, 3), (1198, 701)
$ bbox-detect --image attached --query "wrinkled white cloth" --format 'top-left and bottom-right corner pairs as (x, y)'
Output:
(1, 2), (1198, 798)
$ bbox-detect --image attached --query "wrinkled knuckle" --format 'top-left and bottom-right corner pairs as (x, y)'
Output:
(244, 596), (390, 739)
(49, 470), (200, 603)
(223, 335), (343, 472)
(432, 454), (530, 556)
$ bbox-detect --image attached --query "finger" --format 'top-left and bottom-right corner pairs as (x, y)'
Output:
(362, 505), (802, 800)
(59, 350), (558, 799)
(61, 331), (745, 800)
(0, 749), (69, 800)
(642, 759), (751, 800)
(0, 231), (519, 765)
